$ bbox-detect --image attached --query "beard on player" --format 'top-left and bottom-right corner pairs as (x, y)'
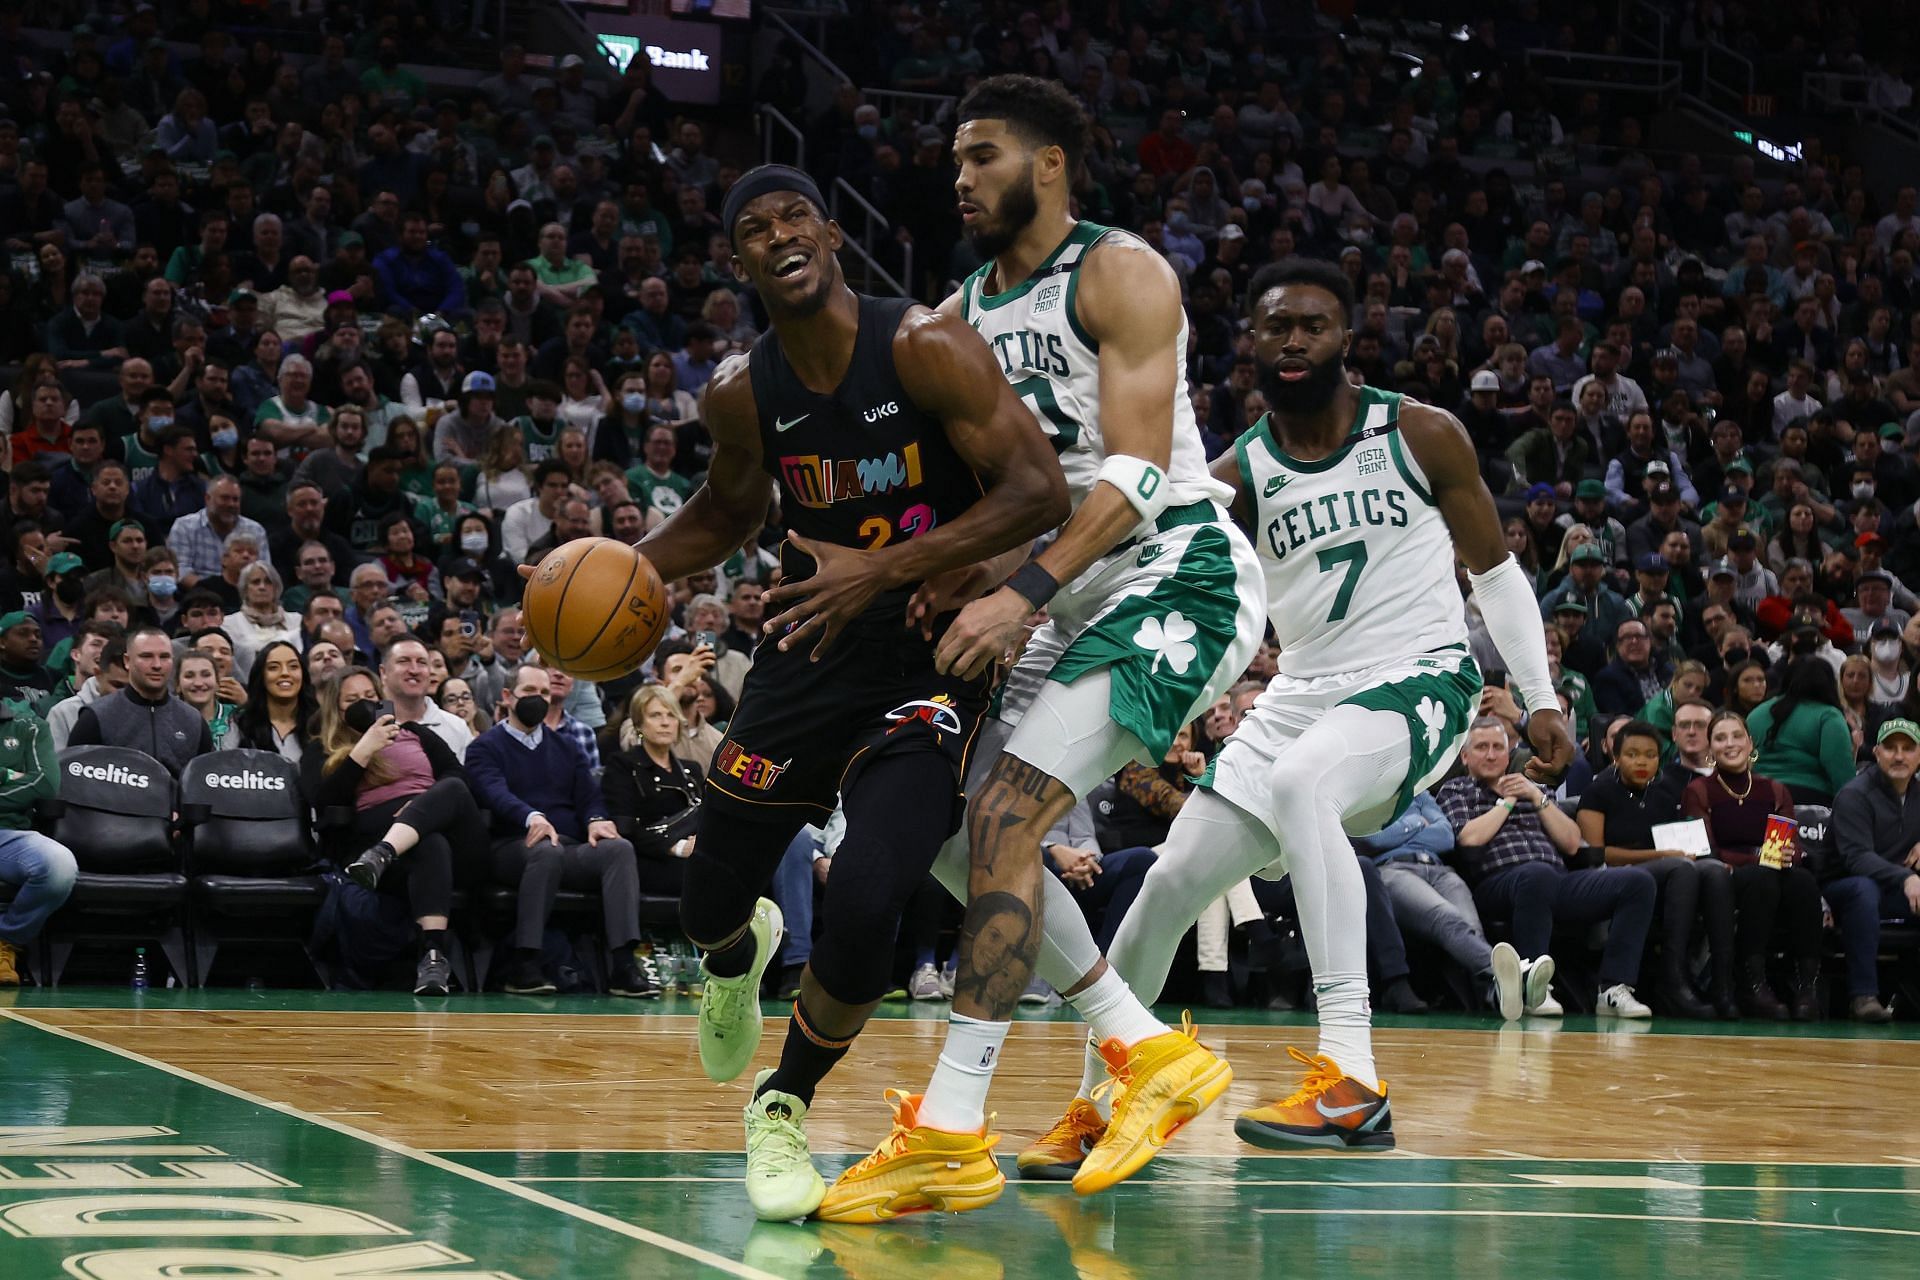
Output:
(962, 157), (1041, 260)
(1258, 344), (1349, 417)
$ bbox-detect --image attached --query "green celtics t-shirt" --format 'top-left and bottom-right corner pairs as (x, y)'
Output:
(411, 493), (476, 549)
(120, 433), (160, 486)
(626, 465), (693, 519)
(515, 414), (565, 464)
(528, 255), (595, 289)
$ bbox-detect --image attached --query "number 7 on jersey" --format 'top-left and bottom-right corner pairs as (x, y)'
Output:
(1316, 542), (1369, 623)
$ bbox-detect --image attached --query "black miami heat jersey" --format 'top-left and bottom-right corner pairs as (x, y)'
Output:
(746, 294), (984, 621)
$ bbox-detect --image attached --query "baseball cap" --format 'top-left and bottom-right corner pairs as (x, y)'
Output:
(1569, 544), (1607, 565)
(443, 556), (486, 580)
(1646, 459), (1672, 475)
(325, 289), (355, 306)
(1726, 458), (1755, 475)
(1881, 421), (1905, 439)
(1218, 223), (1247, 241)
(1857, 531), (1889, 549)
(1552, 598), (1589, 614)
(559, 53), (585, 69)
(0, 611), (33, 633)
(1635, 553), (1667, 573)
(1870, 619), (1903, 640)
(228, 287), (256, 304)
(1719, 485), (1748, 504)
(461, 371), (496, 393)
(1521, 258), (1547, 275)
(915, 124), (943, 147)
(108, 519), (144, 541)
(338, 231), (365, 248)
(1708, 558), (1737, 579)
(1525, 482), (1557, 502)
(531, 134), (556, 149)
(47, 552), (84, 576)
(1858, 568), (1895, 587)
(1877, 717), (1920, 746)
(1575, 478), (1607, 501)
(1470, 369), (1500, 393)
(1728, 528), (1758, 551)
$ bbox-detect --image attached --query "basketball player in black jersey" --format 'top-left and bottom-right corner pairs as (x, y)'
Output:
(632, 165), (1068, 1221)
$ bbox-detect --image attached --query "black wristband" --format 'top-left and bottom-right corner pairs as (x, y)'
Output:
(1006, 562), (1060, 609)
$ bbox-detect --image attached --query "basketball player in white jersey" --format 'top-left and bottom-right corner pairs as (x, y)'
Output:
(810, 74), (1269, 1222)
(1015, 257), (1577, 1168)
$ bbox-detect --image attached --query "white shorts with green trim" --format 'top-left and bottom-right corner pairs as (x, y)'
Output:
(1203, 644), (1484, 860)
(995, 501), (1267, 772)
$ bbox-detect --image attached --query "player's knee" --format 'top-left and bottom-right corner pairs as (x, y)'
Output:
(678, 855), (754, 950)
(806, 939), (891, 1006)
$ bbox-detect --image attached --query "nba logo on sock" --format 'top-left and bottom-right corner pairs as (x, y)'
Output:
(979, 1045), (997, 1069)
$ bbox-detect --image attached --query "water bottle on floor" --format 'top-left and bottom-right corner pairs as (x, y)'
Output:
(131, 947), (149, 990)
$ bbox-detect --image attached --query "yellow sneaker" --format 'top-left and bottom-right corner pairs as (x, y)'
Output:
(0, 939), (17, 987)
(1015, 1096), (1108, 1180)
(1072, 1014), (1231, 1196)
(814, 1090), (1005, 1224)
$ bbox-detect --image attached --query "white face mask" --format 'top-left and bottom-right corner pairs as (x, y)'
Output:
(1873, 638), (1905, 662)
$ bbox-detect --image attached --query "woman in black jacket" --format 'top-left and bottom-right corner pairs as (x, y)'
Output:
(302, 668), (485, 995)
(601, 684), (704, 895)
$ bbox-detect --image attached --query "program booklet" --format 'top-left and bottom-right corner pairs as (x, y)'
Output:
(1759, 814), (1801, 869)
(1651, 819), (1713, 859)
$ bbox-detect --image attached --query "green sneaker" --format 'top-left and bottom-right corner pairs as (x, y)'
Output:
(743, 1068), (827, 1221)
(697, 897), (784, 1083)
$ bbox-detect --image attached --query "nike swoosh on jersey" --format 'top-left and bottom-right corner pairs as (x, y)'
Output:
(1315, 1098), (1375, 1119)
(775, 413), (810, 432)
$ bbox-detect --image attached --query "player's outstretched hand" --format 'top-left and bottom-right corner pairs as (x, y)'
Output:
(1521, 707), (1576, 785)
(760, 533), (895, 661)
(935, 586), (1032, 680)
(905, 563), (992, 640)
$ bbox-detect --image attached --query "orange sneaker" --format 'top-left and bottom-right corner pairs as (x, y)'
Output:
(1015, 1096), (1108, 1181)
(1072, 1014), (1231, 1195)
(814, 1090), (1005, 1224)
(1233, 1047), (1394, 1151)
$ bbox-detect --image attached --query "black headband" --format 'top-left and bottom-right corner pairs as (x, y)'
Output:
(722, 164), (827, 249)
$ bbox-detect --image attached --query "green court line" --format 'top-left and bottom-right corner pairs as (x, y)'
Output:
(0, 1010), (777, 1280)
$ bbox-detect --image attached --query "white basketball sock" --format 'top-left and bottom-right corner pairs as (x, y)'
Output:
(917, 1012), (1010, 1133)
(1313, 975), (1378, 1092)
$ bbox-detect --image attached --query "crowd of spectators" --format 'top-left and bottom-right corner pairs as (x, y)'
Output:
(2, 3), (1919, 1016)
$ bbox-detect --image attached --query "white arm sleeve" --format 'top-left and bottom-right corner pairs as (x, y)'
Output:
(1467, 554), (1558, 716)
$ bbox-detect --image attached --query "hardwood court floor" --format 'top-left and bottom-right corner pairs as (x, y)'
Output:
(4, 989), (1920, 1280)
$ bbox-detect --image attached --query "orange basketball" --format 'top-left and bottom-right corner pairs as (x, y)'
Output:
(520, 538), (671, 680)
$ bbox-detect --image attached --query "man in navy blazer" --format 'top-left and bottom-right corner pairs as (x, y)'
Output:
(465, 663), (654, 997)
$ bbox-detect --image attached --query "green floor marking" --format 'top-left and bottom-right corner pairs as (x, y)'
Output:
(435, 1151), (1914, 1280)
(0, 1013), (768, 1279)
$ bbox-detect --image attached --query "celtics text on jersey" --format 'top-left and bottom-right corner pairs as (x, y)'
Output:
(1233, 386), (1468, 680)
(958, 221), (1229, 525)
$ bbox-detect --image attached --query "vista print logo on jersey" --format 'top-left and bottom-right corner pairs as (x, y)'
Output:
(1031, 281), (1063, 315)
(1133, 612), (1198, 676)
(780, 442), (925, 509)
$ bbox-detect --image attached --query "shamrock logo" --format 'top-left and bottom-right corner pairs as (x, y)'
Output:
(1416, 696), (1447, 753)
(1134, 611), (1198, 675)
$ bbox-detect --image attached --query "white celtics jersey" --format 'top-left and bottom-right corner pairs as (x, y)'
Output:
(959, 221), (1230, 521)
(1234, 386), (1467, 680)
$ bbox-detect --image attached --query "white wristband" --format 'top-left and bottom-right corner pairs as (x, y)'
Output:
(1468, 554), (1559, 716)
(1095, 453), (1173, 525)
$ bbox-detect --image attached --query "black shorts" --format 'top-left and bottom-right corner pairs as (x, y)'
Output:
(702, 618), (989, 827)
